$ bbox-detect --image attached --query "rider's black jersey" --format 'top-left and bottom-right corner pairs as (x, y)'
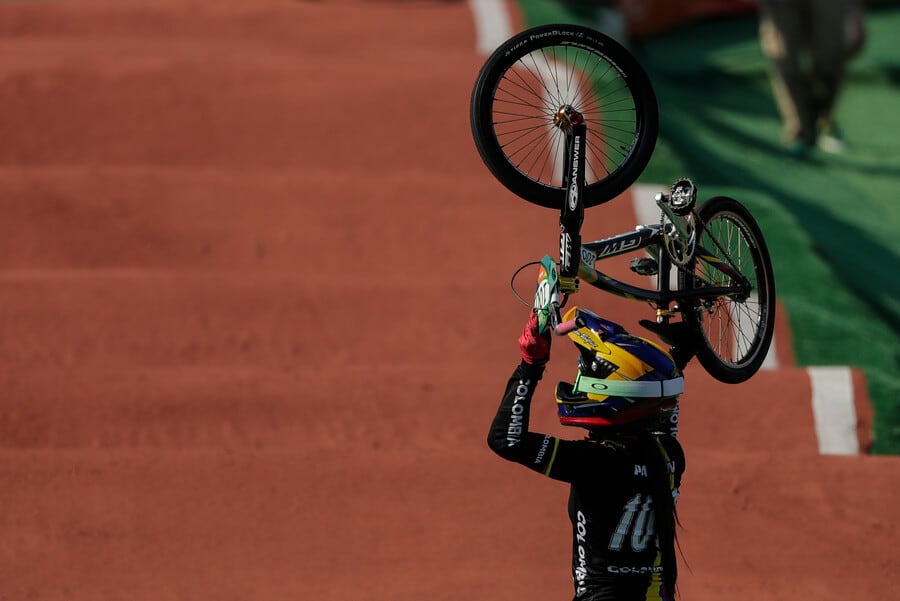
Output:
(487, 361), (685, 601)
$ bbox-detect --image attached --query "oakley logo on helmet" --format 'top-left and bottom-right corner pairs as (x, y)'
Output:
(589, 382), (609, 391)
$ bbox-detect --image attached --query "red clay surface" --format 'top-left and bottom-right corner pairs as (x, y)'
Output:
(0, 1), (897, 599)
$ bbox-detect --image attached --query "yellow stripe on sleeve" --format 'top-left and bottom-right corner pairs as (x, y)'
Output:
(543, 438), (560, 476)
(654, 436), (675, 490)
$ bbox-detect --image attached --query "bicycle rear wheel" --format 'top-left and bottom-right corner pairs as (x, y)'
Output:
(470, 24), (658, 209)
(678, 196), (776, 384)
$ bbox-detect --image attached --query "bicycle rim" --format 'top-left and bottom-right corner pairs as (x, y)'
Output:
(682, 198), (775, 383)
(471, 25), (657, 209)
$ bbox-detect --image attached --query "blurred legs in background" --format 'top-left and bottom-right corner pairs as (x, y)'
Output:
(560, 0), (630, 48)
(758, 0), (866, 156)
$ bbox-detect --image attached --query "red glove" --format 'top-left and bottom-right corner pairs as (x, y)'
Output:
(519, 311), (551, 366)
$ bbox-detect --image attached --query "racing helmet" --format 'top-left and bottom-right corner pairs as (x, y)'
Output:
(555, 307), (684, 429)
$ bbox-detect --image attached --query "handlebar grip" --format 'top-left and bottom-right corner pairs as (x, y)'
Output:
(554, 319), (577, 335)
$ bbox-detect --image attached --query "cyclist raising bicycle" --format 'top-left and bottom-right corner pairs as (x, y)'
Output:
(487, 306), (693, 601)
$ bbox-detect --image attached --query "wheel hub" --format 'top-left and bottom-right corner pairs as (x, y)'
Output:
(553, 105), (583, 131)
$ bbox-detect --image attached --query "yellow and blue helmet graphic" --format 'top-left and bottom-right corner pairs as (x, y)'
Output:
(556, 306), (683, 428)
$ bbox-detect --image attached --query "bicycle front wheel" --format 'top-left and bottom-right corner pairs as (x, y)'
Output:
(678, 197), (776, 384)
(470, 24), (658, 209)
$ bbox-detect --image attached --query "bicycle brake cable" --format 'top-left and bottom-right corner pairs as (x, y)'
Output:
(509, 261), (542, 308)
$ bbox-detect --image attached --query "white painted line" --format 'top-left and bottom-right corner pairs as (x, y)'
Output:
(632, 183), (672, 288)
(632, 183), (663, 227)
(631, 184), (778, 369)
(467, 3), (584, 187)
(809, 366), (859, 455)
(759, 302), (778, 370)
(468, 0), (513, 55)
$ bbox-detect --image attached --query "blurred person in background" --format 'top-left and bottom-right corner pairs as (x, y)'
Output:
(757, 0), (867, 157)
(559, 0), (631, 48)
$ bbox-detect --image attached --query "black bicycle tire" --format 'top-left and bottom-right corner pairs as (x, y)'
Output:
(470, 24), (658, 210)
(679, 196), (776, 384)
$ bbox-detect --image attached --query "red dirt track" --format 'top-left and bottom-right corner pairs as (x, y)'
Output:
(1, 1), (897, 599)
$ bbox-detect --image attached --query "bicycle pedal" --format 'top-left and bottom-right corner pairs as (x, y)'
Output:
(629, 257), (658, 276)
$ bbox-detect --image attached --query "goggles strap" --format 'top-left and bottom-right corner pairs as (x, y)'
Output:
(574, 373), (684, 398)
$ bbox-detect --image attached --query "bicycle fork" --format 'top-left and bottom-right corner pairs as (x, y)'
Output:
(557, 108), (585, 295)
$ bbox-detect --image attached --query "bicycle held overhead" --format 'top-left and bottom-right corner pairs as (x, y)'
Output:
(470, 24), (776, 385)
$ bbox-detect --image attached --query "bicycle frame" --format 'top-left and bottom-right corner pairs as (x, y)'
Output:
(578, 226), (746, 304)
(553, 108), (751, 323)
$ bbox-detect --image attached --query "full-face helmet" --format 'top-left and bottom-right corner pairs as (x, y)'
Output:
(555, 307), (683, 428)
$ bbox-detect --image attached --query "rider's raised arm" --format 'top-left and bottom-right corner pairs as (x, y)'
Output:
(486, 360), (552, 467)
(486, 312), (557, 472)
(486, 358), (625, 484)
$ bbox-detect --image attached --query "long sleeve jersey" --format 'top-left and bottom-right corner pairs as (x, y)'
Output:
(487, 361), (685, 601)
